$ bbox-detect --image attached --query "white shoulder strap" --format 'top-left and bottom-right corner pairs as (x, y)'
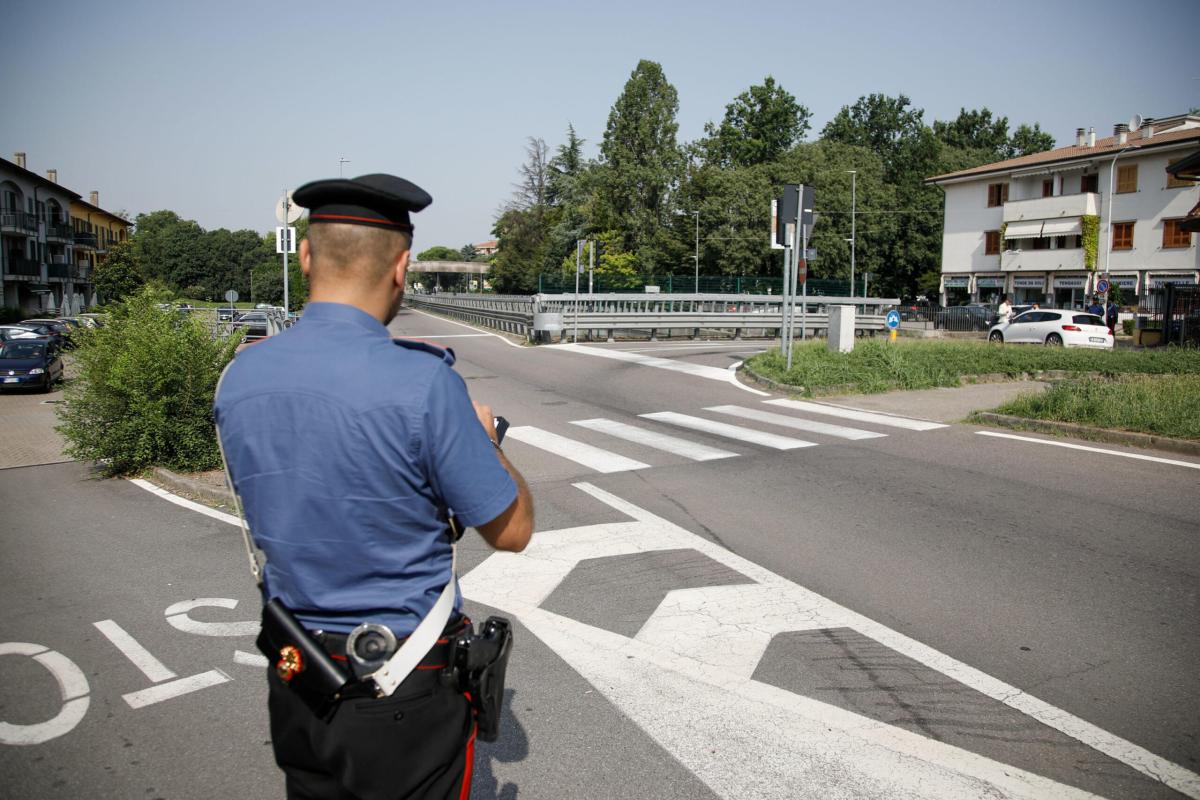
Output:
(214, 362), (262, 587)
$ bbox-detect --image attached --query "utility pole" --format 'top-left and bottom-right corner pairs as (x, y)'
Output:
(588, 240), (594, 295)
(693, 210), (700, 293)
(282, 189), (290, 314)
(847, 170), (856, 299)
(339, 157), (350, 178)
(573, 239), (583, 343)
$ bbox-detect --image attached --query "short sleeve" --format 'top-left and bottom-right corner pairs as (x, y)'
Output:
(423, 366), (517, 528)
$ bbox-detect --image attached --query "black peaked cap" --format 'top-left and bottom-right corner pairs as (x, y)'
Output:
(293, 174), (432, 232)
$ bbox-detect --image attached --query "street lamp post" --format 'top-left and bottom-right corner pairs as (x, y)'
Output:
(692, 211), (700, 293)
(847, 170), (856, 299)
(1103, 146), (1134, 289)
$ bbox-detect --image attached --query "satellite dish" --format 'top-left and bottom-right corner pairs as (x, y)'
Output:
(1128, 114), (1144, 132)
(275, 191), (302, 224)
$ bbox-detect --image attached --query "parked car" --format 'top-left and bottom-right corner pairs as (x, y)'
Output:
(0, 325), (46, 343)
(988, 310), (1113, 348)
(933, 304), (997, 331)
(75, 313), (105, 328)
(12, 322), (66, 350)
(0, 339), (64, 392)
(235, 310), (269, 339)
(22, 318), (75, 348)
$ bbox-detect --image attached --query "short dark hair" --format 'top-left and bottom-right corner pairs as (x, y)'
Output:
(307, 223), (411, 283)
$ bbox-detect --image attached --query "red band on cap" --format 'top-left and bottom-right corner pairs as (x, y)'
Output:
(310, 213), (414, 232)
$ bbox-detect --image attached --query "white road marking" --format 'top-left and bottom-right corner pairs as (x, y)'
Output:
(570, 418), (738, 461)
(976, 430), (1200, 470)
(165, 598), (260, 637)
(545, 343), (735, 382)
(765, 398), (948, 431)
(122, 670), (231, 710)
(129, 478), (241, 526)
(0, 643), (90, 746)
(460, 482), (1200, 799)
(94, 620), (177, 682)
(402, 333), (492, 339)
(404, 307), (525, 348)
(639, 412), (816, 450)
(707, 404), (888, 440)
(506, 426), (650, 472)
(234, 650), (269, 668)
(726, 360), (771, 396)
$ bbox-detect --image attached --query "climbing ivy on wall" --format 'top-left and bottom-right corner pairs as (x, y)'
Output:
(1081, 215), (1100, 269)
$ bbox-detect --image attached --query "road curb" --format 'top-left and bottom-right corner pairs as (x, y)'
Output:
(739, 364), (805, 394)
(973, 412), (1200, 457)
(151, 466), (235, 508)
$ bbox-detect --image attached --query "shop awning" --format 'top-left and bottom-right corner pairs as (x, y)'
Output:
(976, 276), (1005, 288)
(1013, 277), (1045, 288)
(1040, 218), (1082, 236)
(943, 275), (970, 287)
(1004, 220), (1044, 239)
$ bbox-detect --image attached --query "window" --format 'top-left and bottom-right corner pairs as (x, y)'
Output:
(1081, 174), (1099, 193)
(1163, 218), (1193, 249)
(1031, 237), (1050, 251)
(1167, 160), (1190, 189)
(985, 230), (1000, 255)
(987, 183), (1009, 207)
(1112, 222), (1134, 250)
(1042, 179), (1054, 197)
(1073, 315), (1105, 326)
(1116, 164), (1138, 193)
(1054, 236), (1082, 250)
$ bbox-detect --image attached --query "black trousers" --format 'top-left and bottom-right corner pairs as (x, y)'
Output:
(267, 664), (476, 800)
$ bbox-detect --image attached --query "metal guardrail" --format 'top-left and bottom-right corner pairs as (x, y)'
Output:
(406, 292), (898, 343)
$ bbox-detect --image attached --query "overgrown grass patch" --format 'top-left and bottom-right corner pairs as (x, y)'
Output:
(991, 375), (1200, 441)
(745, 340), (1200, 395)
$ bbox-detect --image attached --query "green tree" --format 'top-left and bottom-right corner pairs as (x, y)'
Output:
(55, 286), (241, 475)
(821, 93), (940, 184)
(458, 243), (479, 261)
(701, 76), (811, 168)
(133, 210), (209, 290)
(416, 246), (464, 262)
(597, 59), (684, 276)
(933, 107), (1010, 157)
(93, 238), (145, 304)
(1006, 123), (1056, 157)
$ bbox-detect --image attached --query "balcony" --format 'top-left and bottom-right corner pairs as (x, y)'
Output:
(74, 232), (98, 249)
(1003, 192), (1099, 224)
(48, 263), (70, 279)
(1, 212), (38, 235)
(45, 222), (73, 242)
(1001, 248), (1086, 272)
(4, 256), (42, 277)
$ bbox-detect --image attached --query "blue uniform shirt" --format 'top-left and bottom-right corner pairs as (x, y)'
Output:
(214, 302), (517, 635)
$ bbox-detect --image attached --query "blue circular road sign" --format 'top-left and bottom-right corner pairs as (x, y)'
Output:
(885, 310), (901, 330)
(1096, 279), (1110, 294)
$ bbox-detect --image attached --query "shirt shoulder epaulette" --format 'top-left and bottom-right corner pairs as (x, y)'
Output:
(392, 337), (456, 366)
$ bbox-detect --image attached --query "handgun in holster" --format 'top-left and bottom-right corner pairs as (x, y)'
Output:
(446, 616), (513, 742)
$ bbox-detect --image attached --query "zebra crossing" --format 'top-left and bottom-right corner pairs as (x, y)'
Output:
(504, 399), (948, 474)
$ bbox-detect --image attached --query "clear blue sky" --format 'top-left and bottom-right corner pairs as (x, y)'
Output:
(2, 0), (1196, 250)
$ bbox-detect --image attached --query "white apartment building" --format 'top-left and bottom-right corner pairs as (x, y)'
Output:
(927, 114), (1200, 309)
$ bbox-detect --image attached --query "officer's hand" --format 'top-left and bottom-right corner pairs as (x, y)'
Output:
(473, 401), (499, 444)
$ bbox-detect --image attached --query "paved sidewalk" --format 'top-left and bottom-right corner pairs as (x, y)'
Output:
(812, 381), (1047, 423)
(0, 385), (71, 469)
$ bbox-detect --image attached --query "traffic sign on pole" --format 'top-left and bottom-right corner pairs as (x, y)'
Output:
(885, 310), (901, 330)
(1096, 278), (1111, 294)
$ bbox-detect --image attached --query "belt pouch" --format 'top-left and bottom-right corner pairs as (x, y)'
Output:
(257, 598), (352, 722)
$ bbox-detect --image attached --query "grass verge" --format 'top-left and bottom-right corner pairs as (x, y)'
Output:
(989, 375), (1200, 441)
(745, 340), (1200, 395)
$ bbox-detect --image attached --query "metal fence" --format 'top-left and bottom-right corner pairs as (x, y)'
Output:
(899, 301), (1000, 332)
(406, 292), (899, 343)
(1151, 284), (1200, 347)
(535, 274), (859, 297)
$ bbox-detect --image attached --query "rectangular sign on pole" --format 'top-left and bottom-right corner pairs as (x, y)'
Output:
(275, 227), (296, 254)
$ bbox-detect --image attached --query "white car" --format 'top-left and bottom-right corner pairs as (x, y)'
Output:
(988, 309), (1114, 348)
(0, 325), (44, 342)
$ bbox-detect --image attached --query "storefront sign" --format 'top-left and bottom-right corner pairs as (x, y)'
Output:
(1053, 276), (1087, 288)
(1148, 274), (1197, 288)
(1013, 277), (1045, 288)
(1111, 275), (1138, 290)
(976, 277), (1004, 288)
(943, 276), (969, 288)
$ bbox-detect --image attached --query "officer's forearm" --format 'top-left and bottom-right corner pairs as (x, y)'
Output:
(476, 449), (534, 552)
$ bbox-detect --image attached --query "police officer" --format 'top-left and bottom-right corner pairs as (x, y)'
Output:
(214, 173), (534, 799)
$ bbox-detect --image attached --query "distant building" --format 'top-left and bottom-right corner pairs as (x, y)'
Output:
(71, 191), (131, 305)
(474, 239), (498, 257)
(1, 153), (82, 314)
(927, 113), (1200, 309)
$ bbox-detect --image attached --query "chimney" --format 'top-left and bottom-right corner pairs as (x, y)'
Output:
(1087, 127), (1096, 147)
(90, 191), (99, 206)
(1075, 128), (1086, 147)
(1114, 123), (1129, 145)
(14, 152), (26, 169)
(1141, 118), (1155, 139)
(46, 169), (58, 184)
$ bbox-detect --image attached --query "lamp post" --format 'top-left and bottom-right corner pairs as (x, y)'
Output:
(1103, 146), (1134, 290)
(691, 210), (700, 293)
(847, 170), (857, 299)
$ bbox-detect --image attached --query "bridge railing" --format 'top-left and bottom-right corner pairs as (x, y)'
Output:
(404, 292), (899, 343)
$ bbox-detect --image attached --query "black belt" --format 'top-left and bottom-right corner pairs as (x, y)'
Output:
(315, 616), (469, 675)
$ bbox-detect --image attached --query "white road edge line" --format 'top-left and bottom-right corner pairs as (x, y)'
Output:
(129, 479), (241, 527)
(404, 307), (525, 348)
(93, 620), (177, 683)
(727, 360), (771, 397)
(976, 430), (1200, 470)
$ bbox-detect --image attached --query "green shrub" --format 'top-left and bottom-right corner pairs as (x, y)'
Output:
(1122, 319), (1134, 336)
(55, 286), (242, 476)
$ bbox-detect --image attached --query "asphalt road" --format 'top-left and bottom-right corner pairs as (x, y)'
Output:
(1, 307), (1197, 799)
